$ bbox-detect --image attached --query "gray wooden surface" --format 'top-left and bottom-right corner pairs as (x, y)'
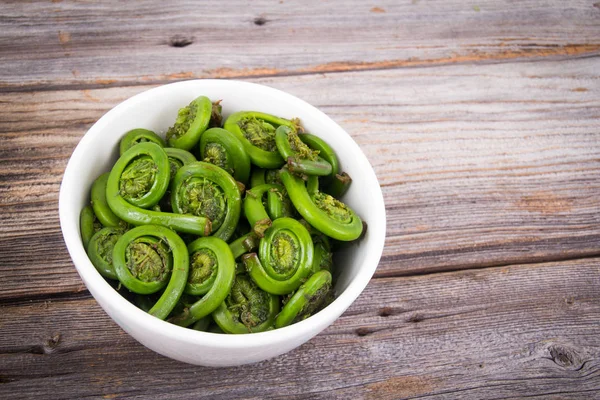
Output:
(1, 1), (599, 399)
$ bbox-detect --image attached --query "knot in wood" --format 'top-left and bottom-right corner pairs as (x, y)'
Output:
(548, 344), (582, 370)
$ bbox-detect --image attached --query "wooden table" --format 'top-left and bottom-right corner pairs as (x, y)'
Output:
(1, 1), (599, 398)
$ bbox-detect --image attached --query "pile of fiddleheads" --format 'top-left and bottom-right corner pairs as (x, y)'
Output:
(81, 95), (364, 333)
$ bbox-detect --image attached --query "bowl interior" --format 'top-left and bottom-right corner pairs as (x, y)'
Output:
(59, 79), (385, 360)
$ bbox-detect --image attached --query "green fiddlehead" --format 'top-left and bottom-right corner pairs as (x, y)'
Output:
(243, 183), (280, 229)
(243, 217), (314, 295)
(275, 126), (332, 177)
(87, 226), (124, 280)
(159, 146), (197, 213)
(106, 143), (212, 236)
(166, 95), (213, 151)
(266, 186), (297, 220)
(168, 237), (236, 327)
(164, 147), (196, 180)
(112, 142), (170, 209)
(191, 316), (212, 332)
(119, 128), (165, 156)
(275, 270), (333, 328)
(298, 133), (339, 180)
(184, 237), (235, 297)
(249, 168), (282, 188)
(134, 293), (158, 313)
(91, 172), (125, 228)
(112, 225), (189, 320)
(228, 231), (260, 259)
(223, 111), (298, 168)
(170, 161), (242, 241)
(326, 172), (352, 198)
(80, 205), (102, 248)
(199, 127), (251, 184)
(280, 167), (363, 241)
(311, 233), (333, 274)
(212, 274), (279, 333)
(249, 168), (266, 188)
(297, 133), (350, 196)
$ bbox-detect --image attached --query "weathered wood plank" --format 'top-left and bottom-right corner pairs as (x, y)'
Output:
(1, 58), (599, 299)
(1, 260), (599, 399)
(1, 0), (599, 89)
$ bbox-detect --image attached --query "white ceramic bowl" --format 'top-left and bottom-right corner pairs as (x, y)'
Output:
(59, 79), (386, 366)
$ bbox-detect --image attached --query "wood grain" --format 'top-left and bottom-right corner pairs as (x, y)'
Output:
(2, 1), (600, 398)
(1, 58), (599, 299)
(1, 259), (599, 399)
(1, 0), (599, 90)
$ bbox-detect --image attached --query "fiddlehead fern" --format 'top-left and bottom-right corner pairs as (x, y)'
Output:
(266, 186), (297, 220)
(223, 111), (298, 168)
(168, 237), (236, 327)
(106, 143), (212, 236)
(243, 183), (279, 229)
(119, 128), (165, 156)
(275, 269), (333, 328)
(326, 172), (352, 199)
(275, 126), (332, 177)
(249, 168), (282, 188)
(165, 95), (213, 150)
(228, 231), (260, 259)
(80, 205), (102, 248)
(185, 237), (235, 297)
(280, 167), (363, 241)
(245, 182), (296, 224)
(298, 133), (339, 180)
(243, 217), (314, 295)
(91, 172), (125, 228)
(199, 127), (251, 184)
(297, 133), (351, 196)
(311, 233), (333, 274)
(164, 147), (196, 180)
(212, 274), (279, 333)
(112, 142), (170, 209)
(113, 225), (189, 320)
(191, 316), (212, 332)
(170, 161), (242, 241)
(87, 226), (124, 280)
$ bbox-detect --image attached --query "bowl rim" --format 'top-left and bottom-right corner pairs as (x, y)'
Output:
(59, 79), (386, 349)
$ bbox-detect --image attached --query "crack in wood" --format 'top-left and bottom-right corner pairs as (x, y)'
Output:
(1, 46), (598, 94)
(375, 247), (600, 279)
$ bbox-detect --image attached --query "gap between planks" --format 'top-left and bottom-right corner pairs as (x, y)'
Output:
(1, 251), (598, 307)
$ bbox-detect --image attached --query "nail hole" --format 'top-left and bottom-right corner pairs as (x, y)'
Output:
(355, 327), (372, 336)
(169, 35), (194, 48)
(254, 17), (268, 26)
(378, 307), (394, 317)
(564, 296), (574, 305)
